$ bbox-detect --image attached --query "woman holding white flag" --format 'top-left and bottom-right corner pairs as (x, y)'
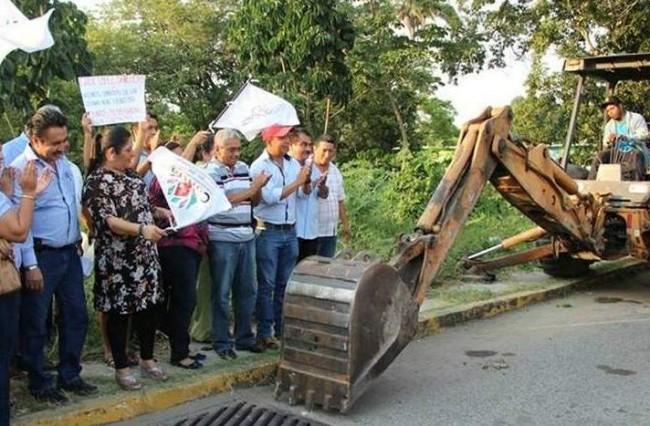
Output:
(83, 126), (171, 391)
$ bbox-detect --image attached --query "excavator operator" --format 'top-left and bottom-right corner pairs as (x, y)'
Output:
(588, 96), (650, 181)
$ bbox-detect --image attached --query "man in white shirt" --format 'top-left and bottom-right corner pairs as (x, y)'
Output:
(313, 135), (351, 257)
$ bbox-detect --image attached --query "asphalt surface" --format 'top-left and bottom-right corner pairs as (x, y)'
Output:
(119, 271), (650, 426)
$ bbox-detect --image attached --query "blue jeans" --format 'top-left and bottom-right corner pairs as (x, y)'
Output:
(20, 247), (88, 394)
(209, 239), (257, 352)
(317, 236), (337, 258)
(0, 292), (19, 426)
(255, 228), (298, 339)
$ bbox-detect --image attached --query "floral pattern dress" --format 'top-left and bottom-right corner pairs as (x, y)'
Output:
(83, 167), (163, 314)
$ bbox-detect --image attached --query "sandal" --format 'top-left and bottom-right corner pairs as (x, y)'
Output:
(103, 355), (115, 368)
(171, 359), (203, 370)
(115, 373), (143, 391)
(140, 363), (169, 381)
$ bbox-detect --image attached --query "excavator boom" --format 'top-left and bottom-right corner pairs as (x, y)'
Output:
(274, 107), (607, 412)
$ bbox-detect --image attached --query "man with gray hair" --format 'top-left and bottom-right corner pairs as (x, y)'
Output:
(205, 129), (271, 360)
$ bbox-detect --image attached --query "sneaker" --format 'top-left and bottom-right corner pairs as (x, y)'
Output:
(216, 349), (238, 361)
(57, 378), (98, 396)
(33, 388), (69, 404)
(255, 337), (280, 351)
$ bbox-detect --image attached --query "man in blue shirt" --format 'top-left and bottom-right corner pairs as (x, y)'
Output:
(250, 124), (310, 350)
(10, 108), (95, 403)
(589, 96), (649, 180)
(2, 105), (62, 166)
(288, 128), (328, 261)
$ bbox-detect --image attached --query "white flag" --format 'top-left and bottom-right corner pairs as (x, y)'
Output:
(148, 148), (232, 229)
(211, 82), (300, 141)
(0, 0), (55, 65)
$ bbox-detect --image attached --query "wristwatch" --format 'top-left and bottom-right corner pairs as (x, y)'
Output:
(24, 265), (38, 271)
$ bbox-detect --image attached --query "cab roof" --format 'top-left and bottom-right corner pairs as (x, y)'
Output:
(562, 52), (650, 83)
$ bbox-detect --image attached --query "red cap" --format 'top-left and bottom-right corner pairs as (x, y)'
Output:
(261, 124), (293, 142)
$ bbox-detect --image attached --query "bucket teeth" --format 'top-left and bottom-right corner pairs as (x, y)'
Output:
(323, 394), (333, 411)
(273, 381), (283, 401)
(288, 384), (300, 406)
(305, 389), (315, 411)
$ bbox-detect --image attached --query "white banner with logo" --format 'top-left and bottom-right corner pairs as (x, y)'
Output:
(211, 82), (300, 141)
(148, 147), (231, 229)
(78, 75), (147, 126)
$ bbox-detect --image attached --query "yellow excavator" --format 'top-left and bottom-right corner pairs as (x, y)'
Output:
(274, 53), (650, 413)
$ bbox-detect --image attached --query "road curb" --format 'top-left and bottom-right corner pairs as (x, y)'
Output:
(417, 261), (648, 338)
(17, 261), (647, 425)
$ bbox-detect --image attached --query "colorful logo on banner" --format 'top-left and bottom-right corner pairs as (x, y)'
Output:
(165, 166), (210, 210)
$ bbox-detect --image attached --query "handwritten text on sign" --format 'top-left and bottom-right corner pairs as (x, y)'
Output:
(79, 75), (146, 126)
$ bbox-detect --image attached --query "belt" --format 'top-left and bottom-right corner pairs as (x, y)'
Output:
(264, 223), (295, 230)
(34, 239), (80, 253)
(209, 222), (253, 229)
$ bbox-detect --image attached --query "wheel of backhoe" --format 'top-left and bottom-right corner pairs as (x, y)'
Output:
(536, 237), (592, 279)
(536, 163), (592, 278)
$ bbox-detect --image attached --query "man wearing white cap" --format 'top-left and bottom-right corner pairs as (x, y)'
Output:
(249, 124), (310, 350)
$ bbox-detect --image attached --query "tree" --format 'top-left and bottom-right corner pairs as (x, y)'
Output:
(462, 0), (650, 61)
(0, 0), (93, 139)
(87, 0), (238, 131)
(227, 0), (355, 134)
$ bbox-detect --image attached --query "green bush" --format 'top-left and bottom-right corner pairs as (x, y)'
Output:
(342, 146), (533, 283)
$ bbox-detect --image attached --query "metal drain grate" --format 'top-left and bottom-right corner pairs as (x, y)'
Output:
(171, 401), (330, 426)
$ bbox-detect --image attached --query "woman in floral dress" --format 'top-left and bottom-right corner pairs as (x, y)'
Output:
(83, 126), (171, 390)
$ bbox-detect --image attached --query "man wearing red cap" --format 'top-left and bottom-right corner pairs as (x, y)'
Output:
(249, 124), (311, 350)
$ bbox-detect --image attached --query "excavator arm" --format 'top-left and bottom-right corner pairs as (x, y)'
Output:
(274, 107), (607, 413)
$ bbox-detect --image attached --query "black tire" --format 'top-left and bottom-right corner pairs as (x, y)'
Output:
(536, 237), (592, 278)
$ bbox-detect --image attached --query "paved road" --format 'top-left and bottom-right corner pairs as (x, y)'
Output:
(121, 271), (650, 426)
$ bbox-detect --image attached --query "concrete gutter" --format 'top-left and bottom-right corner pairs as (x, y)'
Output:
(16, 261), (647, 425)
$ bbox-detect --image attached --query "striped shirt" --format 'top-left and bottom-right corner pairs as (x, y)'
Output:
(316, 162), (345, 237)
(205, 159), (254, 243)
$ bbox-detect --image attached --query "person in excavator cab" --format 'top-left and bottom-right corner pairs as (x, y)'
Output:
(588, 96), (650, 181)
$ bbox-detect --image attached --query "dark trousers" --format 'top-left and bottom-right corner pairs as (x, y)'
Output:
(0, 292), (19, 426)
(297, 238), (319, 262)
(106, 306), (159, 369)
(316, 236), (337, 258)
(588, 148), (645, 180)
(159, 246), (201, 362)
(20, 247), (88, 394)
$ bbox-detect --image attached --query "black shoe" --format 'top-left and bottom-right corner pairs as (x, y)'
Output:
(216, 349), (238, 361)
(189, 352), (207, 361)
(236, 344), (265, 353)
(57, 378), (98, 396)
(33, 388), (70, 404)
(171, 359), (203, 370)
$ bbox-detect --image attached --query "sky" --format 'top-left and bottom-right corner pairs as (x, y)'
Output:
(68, 0), (565, 126)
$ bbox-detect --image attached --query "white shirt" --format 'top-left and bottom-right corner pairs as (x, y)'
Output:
(316, 163), (345, 237)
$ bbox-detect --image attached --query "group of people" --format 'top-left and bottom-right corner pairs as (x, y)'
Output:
(0, 105), (350, 423)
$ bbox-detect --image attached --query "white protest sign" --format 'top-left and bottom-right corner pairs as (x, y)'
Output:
(0, 0), (54, 65)
(148, 147), (232, 229)
(211, 82), (300, 141)
(78, 75), (146, 126)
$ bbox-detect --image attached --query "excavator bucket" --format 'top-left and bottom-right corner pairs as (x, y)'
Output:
(274, 253), (419, 413)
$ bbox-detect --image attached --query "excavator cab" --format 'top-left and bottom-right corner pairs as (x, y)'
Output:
(274, 53), (650, 413)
